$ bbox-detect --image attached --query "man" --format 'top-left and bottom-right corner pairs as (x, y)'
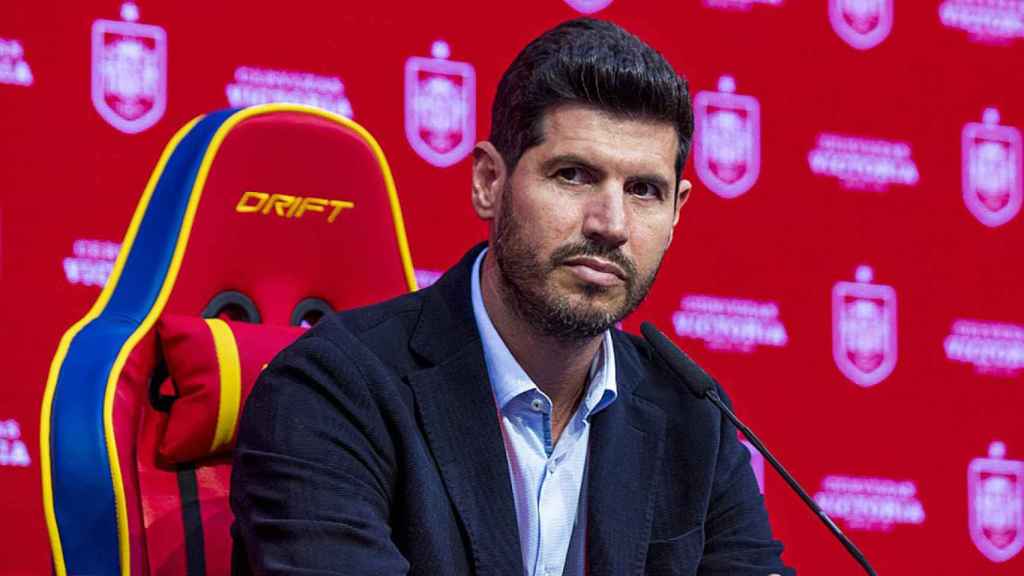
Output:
(231, 18), (792, 575)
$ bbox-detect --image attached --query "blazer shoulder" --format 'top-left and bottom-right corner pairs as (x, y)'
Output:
(308, 290), (426, 373)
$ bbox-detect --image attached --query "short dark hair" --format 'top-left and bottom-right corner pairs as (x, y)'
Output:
(489, 18), (694, 181)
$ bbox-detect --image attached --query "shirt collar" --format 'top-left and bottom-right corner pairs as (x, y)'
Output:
(471, 248), (618, 417)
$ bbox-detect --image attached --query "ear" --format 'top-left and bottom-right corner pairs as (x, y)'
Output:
(667, 178), (692, 245)
(673, 179), (692, 227)
(471, 142), (507, 221)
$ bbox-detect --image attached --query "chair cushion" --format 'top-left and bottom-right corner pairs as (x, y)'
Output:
(156, 315), (304, 463)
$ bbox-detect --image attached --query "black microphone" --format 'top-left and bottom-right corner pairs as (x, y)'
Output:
(640, 321), (878, 576)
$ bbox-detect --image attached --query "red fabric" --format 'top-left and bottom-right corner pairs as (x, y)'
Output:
(137, 405), (185, 576)
(159, 112), (412, 326)
(156, 316), (304, 464)
(115, 329), (160, 576)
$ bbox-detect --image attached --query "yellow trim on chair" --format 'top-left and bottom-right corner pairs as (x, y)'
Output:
(42, 104), (418, 576)
(40, 117), (203, 576)
(205, 318), (242, 453)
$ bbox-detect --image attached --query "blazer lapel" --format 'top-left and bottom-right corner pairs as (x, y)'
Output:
(586, 332), (667, 576)
(406, 245), (524, 576)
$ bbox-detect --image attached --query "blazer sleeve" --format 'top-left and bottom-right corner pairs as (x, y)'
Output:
(230, 332), (410, 576)
(698, 384), (795, 576)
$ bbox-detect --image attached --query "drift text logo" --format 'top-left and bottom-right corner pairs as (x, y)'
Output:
(235, 191), (354, 223)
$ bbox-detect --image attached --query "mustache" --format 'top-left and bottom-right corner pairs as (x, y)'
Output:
(549, 241), (638, 281)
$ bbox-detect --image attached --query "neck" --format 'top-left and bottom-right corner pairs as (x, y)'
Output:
(480, 252), (604, 419)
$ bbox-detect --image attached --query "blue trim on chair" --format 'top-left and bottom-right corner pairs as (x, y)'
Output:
(48, 109), (238, 574)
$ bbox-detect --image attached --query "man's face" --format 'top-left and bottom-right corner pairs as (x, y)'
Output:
(490, 104), (684, 340)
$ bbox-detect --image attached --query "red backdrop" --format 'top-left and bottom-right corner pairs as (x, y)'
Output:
(3, 1), (1023, 573)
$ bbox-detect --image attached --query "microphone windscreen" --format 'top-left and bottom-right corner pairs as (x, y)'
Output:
(640, 321), (714, 399)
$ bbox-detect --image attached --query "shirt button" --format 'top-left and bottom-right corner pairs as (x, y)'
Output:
(530, 398), (545, 412)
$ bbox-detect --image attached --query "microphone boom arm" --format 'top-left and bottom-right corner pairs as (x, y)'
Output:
(640, 321), (877, 576)
(703, 387), (877, 576)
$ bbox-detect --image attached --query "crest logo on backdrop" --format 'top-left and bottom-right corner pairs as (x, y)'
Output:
(694, 75), (761, 199)
(830, 0), (894, 50)
(91, 2), (166, 134)
(0, 37), (34, 87)
(405, 41), (476, 168)
(968, 441), (1024, 563)
(832, 265), (897, 387)
(563, 0), (614, 14)
(962, 108), (1022, 227)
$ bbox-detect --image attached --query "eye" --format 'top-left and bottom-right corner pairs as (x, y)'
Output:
(554, 166), (591, 184)
(627, 181), (663, 200)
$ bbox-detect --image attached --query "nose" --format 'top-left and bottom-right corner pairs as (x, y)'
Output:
(581, 183), (628, 248)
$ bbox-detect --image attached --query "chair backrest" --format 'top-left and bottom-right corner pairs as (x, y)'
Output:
(41, 104), (417, 576)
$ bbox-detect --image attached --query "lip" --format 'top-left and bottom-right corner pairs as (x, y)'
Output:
(562, 256), (627, 285)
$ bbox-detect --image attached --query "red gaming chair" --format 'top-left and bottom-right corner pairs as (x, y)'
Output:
(40, 104), (417, 575)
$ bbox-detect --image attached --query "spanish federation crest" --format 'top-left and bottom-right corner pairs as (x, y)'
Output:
(91, 2), (166, 134)
(829, 0), (893, 50)
(962, 108), (1022, 228)
(969, 441), (1024, 563)
(563, 0), (614, 13)
(404, 41), (475, 168)
(694, 76), (761, 199)
(832, 265), (897, 387)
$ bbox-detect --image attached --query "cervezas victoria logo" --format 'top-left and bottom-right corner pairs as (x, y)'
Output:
(703, 0), (783, 11)
(808, 132), (919, 191)
(0, 37), (33, 87)
(814, 475), (925, 532)
(226, 66), (353, 118)
(405, 41), (476, 168)
(940, 0), (1024, 45)
(694, 75), (761, 199)
(830, 0), (894, 50)
(91, 2), (166, 134)
(64, 239), (120, 288)
(832, 265), (897, 387)
(0, 419), (30, 468)
(962, 108), (1022, 227)
(969, 441), (1024, 563)
(944, 319), (1024, 377)
(672, 293), (788, 353)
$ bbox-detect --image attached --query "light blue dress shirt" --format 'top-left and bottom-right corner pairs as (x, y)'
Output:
(470, 249), (618, 576)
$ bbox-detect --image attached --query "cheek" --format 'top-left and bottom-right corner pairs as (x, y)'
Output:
(630, 219), (674, 265)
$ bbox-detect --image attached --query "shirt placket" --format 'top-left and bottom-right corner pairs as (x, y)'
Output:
(533, 398), (585, 576)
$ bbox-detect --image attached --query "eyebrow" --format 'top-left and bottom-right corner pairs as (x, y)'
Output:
(540, 154), (605, 177)
(541, 154), (673, 192)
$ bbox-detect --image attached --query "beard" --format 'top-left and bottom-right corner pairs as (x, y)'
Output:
(491, 184), (662, 342)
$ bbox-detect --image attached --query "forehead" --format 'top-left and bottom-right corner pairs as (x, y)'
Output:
(528, 104), (679, 176)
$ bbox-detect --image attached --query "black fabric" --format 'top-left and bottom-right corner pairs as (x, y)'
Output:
(230, 243), (794, 575)
(177, 465), (206, 576)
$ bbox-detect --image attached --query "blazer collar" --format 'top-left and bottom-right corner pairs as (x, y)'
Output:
(407, 243), (666, 576)
(407, 243), (524, 576)
(585, 330), (667, 576)
(409, 243), (486, 366)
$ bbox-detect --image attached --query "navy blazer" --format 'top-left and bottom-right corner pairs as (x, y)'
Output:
(231, 244), (793, 575)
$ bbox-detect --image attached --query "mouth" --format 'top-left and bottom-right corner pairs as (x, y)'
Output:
(561, 256), (628, 287)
